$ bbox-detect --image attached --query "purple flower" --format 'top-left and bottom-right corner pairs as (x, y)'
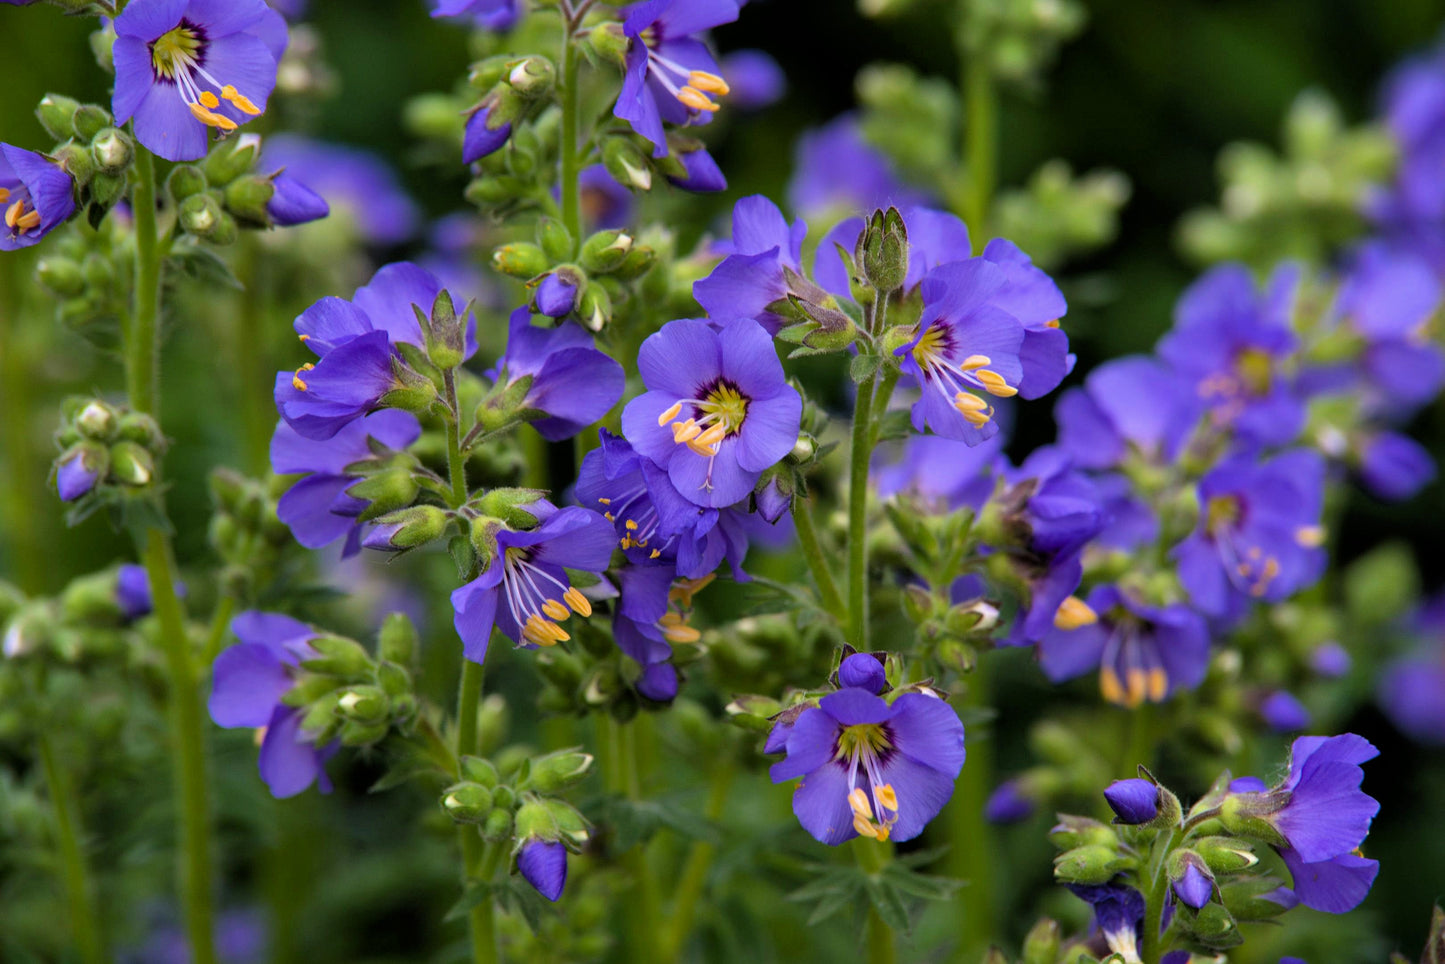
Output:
(208, 612), (336, 798)
(1, 144), (75, 250)
(895, 260), (1027, 444)
(265, 173), (329, 226)
(1260, 690), (1312, 732)
(874, 433), (1005, 510)
(270, 411), (422, 556)
(693, 195), (810, 333)
(1358, 430), (1436, 500)
(1379, 650), (1445, 744)
(769, 688), (965, 845)
(463, 103), (512, 163)
(718, 49), (784, 110)
(517, 839), (567, 901)
(787, 115), (924, 217)
(1104, 777), (1160, 824)
(1173, 860), (1213, 910)
(578, 165), (633, 229)
(534, 271), (579, 318)
(450, 502), (615, 663)
(56, 447), (102, 502)
(1158, 264), (1305, 448)
(495, 307), (624, 441)
(1066, 883), (1145, 962)
(636, 660), (679, 701)
(1172, 449), (1327, 621)
(984, 778), (1035, 824)
(116, 564), (154, 620)
(614, 0), (740, 157)
(429, 0), (518, 30)
(1053, 356), (1200, 470)
(275, 262), (474, 439)
(621, 318), (803, 508)
(837, 652), (886, 693)
(667, 144), (727, 193)
(262, 136), (418, 243)
(1037, 584), (1211, 707)
(1311, 641), (1351, 678)
(112, 0), (286, 162)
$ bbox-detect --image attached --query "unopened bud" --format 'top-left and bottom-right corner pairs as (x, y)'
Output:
(167, 164), (208, 201)
(337, 685), (389, 724)
(1021, 918), (1061, 964)
(179, 192), (225, 238)
(580, 230), (633, 274)
(53, 143), (95, 187)
(301, 634), (373, 677)
(36, 93), (81, 141)
(90, 129), (133, 174)
(224, 174), (277, 224)
(534, 266), (582, 318)
(75, 401), (117, 439)
(117, 412), (163, 448)
(363, 506), (450, 552)
(378, 612), (419, 666)
(613, 244), (657, 281)
(203, 135), (260, 186)
(460, 755), (500, 788)
(442, 782), (495, 823)
(507, 56), (555, 95)
(602, 137), (653, 191)
(858, 206), (909, 294)
(72, 104), (113, 142)
(1052, 843), (1133, 885)
(577, 282), (611, 332)
(537, 217), (574, 262)
(108, 440), (154, 487)
(524, 749), (595, 793)
(584, 21), (629, 67)
(37, 257), (86, 298)
(492, 242), (550, 279)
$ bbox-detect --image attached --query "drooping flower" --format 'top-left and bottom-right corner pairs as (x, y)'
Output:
(270, 411), (422, 556)
(693, 195), (811, 333)
(1172, 449), (1326, 622)
(614, 0), (740, 157)
(450, 501), (615, 663)
(837, 652), (887, 692)
(1053, 356), (1201, 471)
(0, 144), (76, 250)
(55, 446), (103, 502)
(895, 259), (1027, 444)
(112, 0), (287, 162)
(1172, 859), (1214, 910)
(208, 611), (336, 798)
(1157, 263), (1306, 448)
(428, 0), (518, 30)
(1037, 584), (1210, 708)
(769, 673), (965, 845)
(492, 307), (624, 441)
(621, 318), (802, 508)
(1066, 883), (1146, 963)
(275, 262), (474, 439)
(265, 173), (329, 226)
(262, 136), (419, 243)
(517, 839), (567, 902)
(534, 271), (580, 318)
(666, 143), (727, 192)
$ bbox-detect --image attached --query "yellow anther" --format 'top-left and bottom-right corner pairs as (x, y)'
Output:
(1044, 319), (1061, 328)
(686, 439), (720, 457)
(975, 369), (1018, 398)
(659, 611), (701, 643)
(1053, 596), (1098, 630)
(687, 70), (730, 95)
(198, 90), (220, 109)
(658, 401), (683, 426)
(563, 586), (592, 617)
(669, 573), (714, 608)
(597, 497), (611, 505)
(4, 199), (23, 228)
(676, 86), (720, 112)
(541, 599), (570, 621)
(298, 333), (310, 343)
(253, 726), (268, 747)
(625, 519), (639, 531)
(848, 787), (872, 817)
(0, 187), (9, 203)
(1124, 668), (1148, 708)
(960, 354), (991, 370)
(1146, 667), (1168, 702)
(292, 362), (315, 391)
(954, 391), (988, 412)
(695, 423), (728, 447)
(604, 511), (615, 522)
(221, 85), (262, 115)
(873, 824), (891, 842)
(960, 406), (992, 428)
(876, 784), (898, 811)
(1295, 525), (1325, 547)
(15, 209), (40, 232)
(853, 813), (882, 839)
(1100, 667), (1126, 706)
(649, 549), (661, 559)
(188, 102), (238, 130)
(671, 419), (701, 444)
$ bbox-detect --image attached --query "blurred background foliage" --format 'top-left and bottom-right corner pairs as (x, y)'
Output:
(3, 1), (1445, 961)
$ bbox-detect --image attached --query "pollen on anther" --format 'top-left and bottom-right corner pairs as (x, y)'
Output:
(222, 85), (262, 115)
(563, 586), (592, 617)
(687, 70), (730, 95)
(657, 401), (683, 426)
(541, 599), (570, 621)
(199, 90), (220, 109)
(676, 86), (720, 112)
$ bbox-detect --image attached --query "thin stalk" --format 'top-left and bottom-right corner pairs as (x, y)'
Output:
(456, 659), (497, 964)
(201, 592), (238, 667)
(853, 839), (897, 964)
(235, 236), (271, 474)
(1120, 703), (1156, 777)
(143, 529), (218, 964)
(847, 370), (877, 647)
(558, 16), (583, 247)
(945, 659), (993, 962)
(0, 254), (44, 594)
(37, 733), (105, 964)
(793, 498), (846, 618)
(444, 370), (468, 508)
(659, 757), (736, 961)
(1140, 827), (1183, 964)
(623, 720), (661, 964)
(129, 143), (162, 416)
(868, 366), (901, 447)
(962, 51), (996, 241)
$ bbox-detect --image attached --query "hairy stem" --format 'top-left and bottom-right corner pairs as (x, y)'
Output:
(945, 659), (994, 961)
(559, 17), (583, 248)
(962, 50), (995, 240)
(38, 733), (105, 964)
(456, 659), (497, 964)
(847, 370), (877, 647)
(853, 839), (898, 964)
(129, 143), (162, 416)
(659, 756), (736, 960)
(444, 370), (469, 508)
(793, 497), (846, 618)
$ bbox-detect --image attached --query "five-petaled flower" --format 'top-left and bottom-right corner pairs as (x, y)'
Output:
(0, 144), (75, 250)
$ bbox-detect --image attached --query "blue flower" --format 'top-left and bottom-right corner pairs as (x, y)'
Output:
(1260, 690), (1312, 732)
(494, 307), (624, 441)
(517, 839), (567, 901)
(693, 195), (810, 333)
(208, 612), (337, 798)
(1103, 777), (1159, 824)
(1066, 883), (1146, 962)
(450, 502), (615, 663)
(112, 0), (286, 162)
(1, 144), (75, 250)
(718, 49), (784, 110)
(984, 778), (1035, 824)
(769, 687), (965, 845)
(1053, 356), (1201, 470)
(787, 115), (924, 218)
(614, 0), (740, 157)
(429, 0), (518, 30)
(270, 411), (422, 556)
(262, 136), (419, 243)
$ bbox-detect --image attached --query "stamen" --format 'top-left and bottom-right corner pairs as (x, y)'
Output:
(189, 102), (238, 131)
(1124, 668), (1148, 708)
(1054, 596), (1098, 630)
(221, 85), (262, 115)
(563, 587), (592, 617)
(959, 354), (991, 370)
(1100, 667), (1126, 706)
(15, 210), (40, 232)
(695, 423), (727, 447)
(1295, 525), (1325, 547)
(298, 333), (310, 343)
(659, 612), (701, 644)
(876, 784), (898, 811)
(541, 599), (570, 621)
(671, 419), (701, 444)
(1044, 319), (1061, 328)
(0, 188), (9, 203)
(198, 90), (220, 109)
(4, 200), (23, 228)
(687, 70), (730, 95)
(1146, 667), (1168, 702)
(658, 401), (683, 426)
(676, 86), (720, 112)
(848, 787), (871, 817)
(975, 369), (1018, 398)
(292, 363), (315, 391)
(853, 813), (883, 839)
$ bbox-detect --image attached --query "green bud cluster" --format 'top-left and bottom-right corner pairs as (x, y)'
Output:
(52, 398), (168, 512)
(993, 160), (1132, 270)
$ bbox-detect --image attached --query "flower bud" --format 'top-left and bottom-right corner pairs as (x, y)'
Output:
(442, 782), (495, 823)
(1021, 918), (1061, 964)
(580, 230), (633, 274)
(364, 506), (450, 552)
(89, 172), (127, 208)
(336, 685), (390, 725)
(524, 749), (595, 793)
(53, 143), (95, 187)
(602, 137), (652, 191)
(346, 467), (422, 522)
(1048, 813), (1117, 851)
(1169, 851), (1216, 910)
(492, 242), (549, 279)
(1192, 835), (1259, 874)
(167, 164), (208, 201)
(75, 400), (118, 439)
(117, 412), (163, 448)
(857, 206), (909, 294)
(4, 604), (54, 659)
(534, 266), (582, 318)
(838, 652), (887, 693)
(378, 612), (419, 666)
(506, 56), (555, 96)
(90, 129), (132, 174)
(36, 93), (81, 141)
(576, 282), (611, 332)
(536, 217), (574, 262)
(203, 136), (260, 186)
(1220, 876), (1296, 922)
(1216, 791), (1287, 848)
(179, 192), (225, 238)
(463, 98), (514, 164)
(1052, 844), (1132, 885)
(612, 244), (657, 282)
(1182, 901), (1242, 948)
(517, 838), (567, 902)
(1103, 777), (1159, 824)
(339, 719), (389, 747)
(224, 174), (277, 225)
(460, 755), (500, 788)
(71, 104), (113, 142)
(482, 808), (513, 841)
(108, 440), (154, 487)
(420, 289), (467, 370)
(36, 257), (86, 298)
(266, 175), (329, 227)
(300, 634), (373, 677)
(584, 21), (629, 67)
(60, 571), (126, 626)
(752, 469), (792, 523)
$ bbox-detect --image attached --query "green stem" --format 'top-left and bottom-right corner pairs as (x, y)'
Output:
(962, 50), (996, 241)
(847, 370), (877, 647)
(0, 254), (44, 594)
(660, 757), (736, 961)
(1120, 703), (1157, 777)
(1140, 827), (1183, 964)
(456, 659), (498, 964)
(945, 659), (993, 961)
(793, 497), (846, 618)
(559, 15), (582, 247)
(623, 720), (660, 964)
(144, 529), (218, 964)
(444, 370), (468, 508)
(129, 144), (162, 416)
(853, 839), (897, 964)
(236, 236), (271, 474)
(201, 592), (237, 667)
(37, 733), (105, 964)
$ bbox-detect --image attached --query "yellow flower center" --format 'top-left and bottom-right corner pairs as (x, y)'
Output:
(151, 25), (203, 79)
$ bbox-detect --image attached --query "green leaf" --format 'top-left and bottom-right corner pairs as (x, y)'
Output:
(850, 352), (883, 384)
(882, 864), (964, 901)
(167, 243), (243, 290)
(873, 409), (914, 443)
(806, 883), (863, 926)
(894, 844), (951, 869)
(443, 877), (500, 923)
(863, 875), (911, 934)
